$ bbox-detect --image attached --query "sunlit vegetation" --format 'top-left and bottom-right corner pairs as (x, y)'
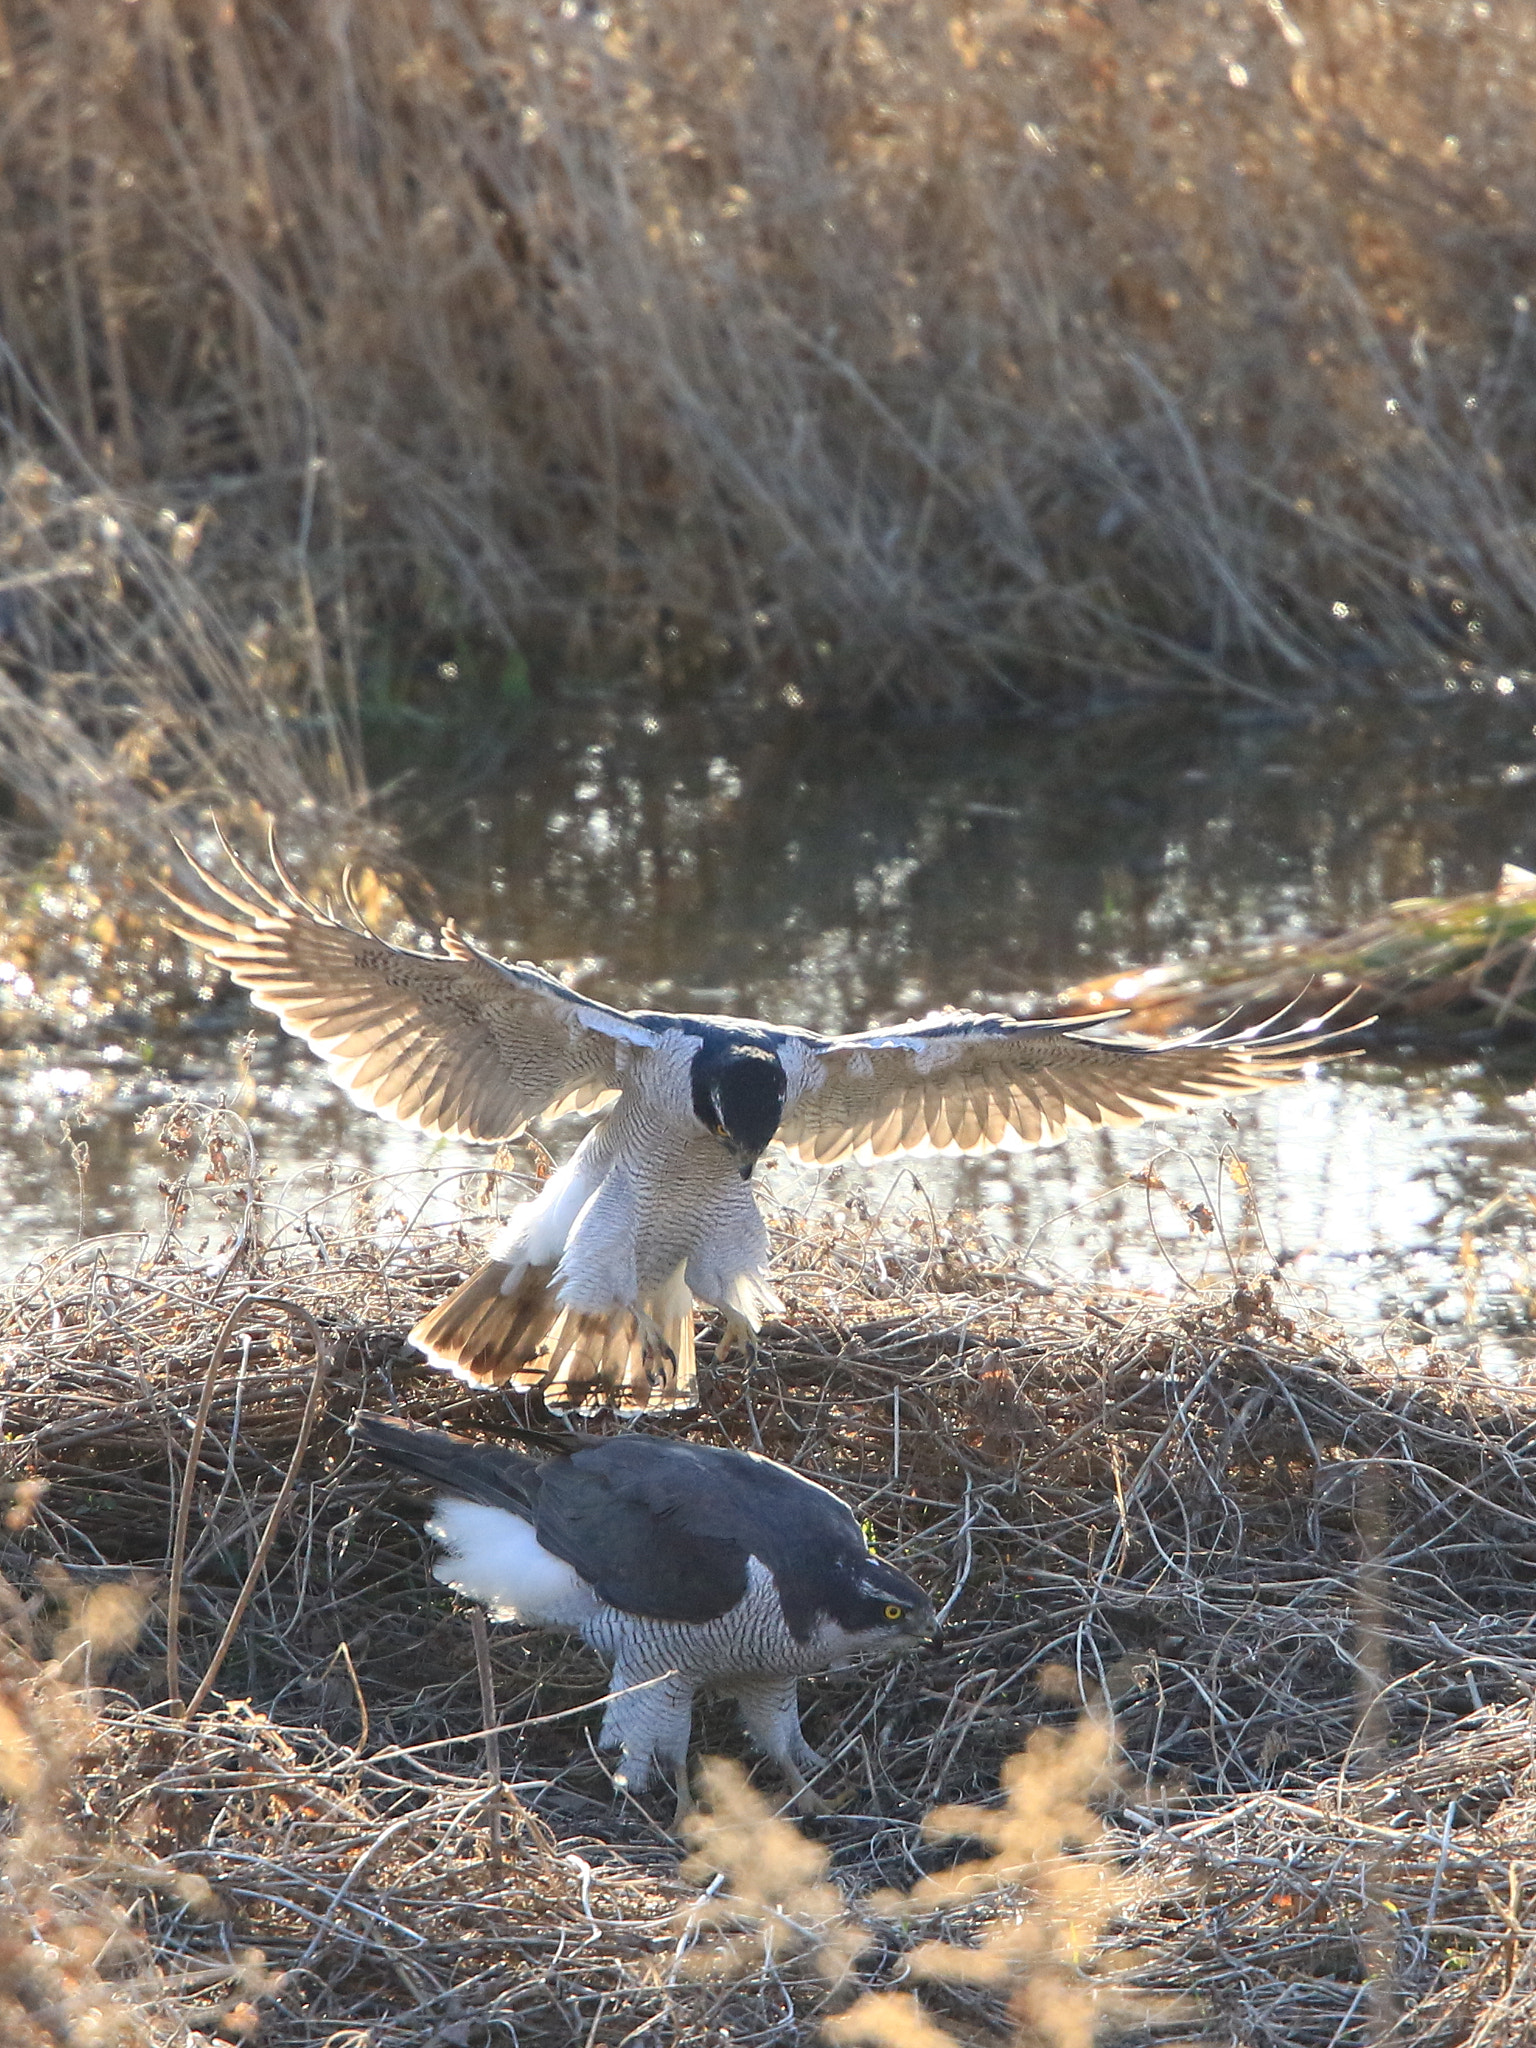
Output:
(1059, 862), (1536, 1043)
(0, 450), (364, 877)
(0, 1), (1534, 727)
(7, 16), (1536, 2043)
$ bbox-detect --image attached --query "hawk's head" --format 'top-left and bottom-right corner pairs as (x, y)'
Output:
(693, 1041), (787, 1177)
(808, 1554), (939, 1668)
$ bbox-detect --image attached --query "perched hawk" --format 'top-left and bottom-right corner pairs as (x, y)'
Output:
(355, 1414), (935, 1817)
(166, 834), (1334, 1408)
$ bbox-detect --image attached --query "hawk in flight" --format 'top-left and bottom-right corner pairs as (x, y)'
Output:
(167, 833), (1333, 1408)
(356, 1413), (935, 1817)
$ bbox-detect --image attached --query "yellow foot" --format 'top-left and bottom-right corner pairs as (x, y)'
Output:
(634, 1307), (679, 1366)
(716, 1313), (759, 1367)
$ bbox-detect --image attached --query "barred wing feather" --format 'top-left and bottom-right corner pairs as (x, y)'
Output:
(162, 836), (651, 1141)
(777, 1011), (1336, 1166)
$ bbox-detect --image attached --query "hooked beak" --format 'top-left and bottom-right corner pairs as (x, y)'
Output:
(722, 1136), (761, 1180)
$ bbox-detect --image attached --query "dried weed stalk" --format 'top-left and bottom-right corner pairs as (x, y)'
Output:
(0, 457), (351, 863)
(888, 1710), (1142, 2047)
(0, 1572), (265, 2047)
(677, 1756), (867, 1988)
(684, 1709), (1158, 2048)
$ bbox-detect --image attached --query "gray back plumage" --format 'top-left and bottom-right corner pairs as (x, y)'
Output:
(356, 1416), (876, 1634)
(536, 1437), (871, 1634)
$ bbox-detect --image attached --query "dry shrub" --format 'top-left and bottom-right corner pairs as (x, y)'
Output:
(0, 1569), (256, 2047)
(677, 1756), (868, 1987)
(887, 1711), (1146, 2047)
(0, 3), (1533, 710)
(827, 1993), (970, 2048)
(0, 456), (357, 863)
(4, 1164), (1536, 2039)
(0, 445), (381, 1038)
(679, 1714), (1151, 2046)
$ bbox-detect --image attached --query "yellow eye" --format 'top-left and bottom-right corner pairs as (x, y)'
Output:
(883, 1602), (905, 1621)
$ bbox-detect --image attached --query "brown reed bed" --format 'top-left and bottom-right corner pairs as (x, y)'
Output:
(1, 1132), (1535, 2043)
(1052, 864), (1536, 1048)
(0, 455), (364, 868)
(3, 3), (1536, 714)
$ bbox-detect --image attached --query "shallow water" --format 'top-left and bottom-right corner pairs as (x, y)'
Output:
(7, 693), (1536, 1372)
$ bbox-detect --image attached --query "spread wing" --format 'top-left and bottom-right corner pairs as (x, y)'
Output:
(777, 1009), (1341, 1165)
(161, 830), (658, 1141)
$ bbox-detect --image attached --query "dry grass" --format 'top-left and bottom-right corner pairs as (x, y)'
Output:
(1, 3), (1535, 714)
(1, 1112), (1535, 2041)
(0, 450), (365, 876)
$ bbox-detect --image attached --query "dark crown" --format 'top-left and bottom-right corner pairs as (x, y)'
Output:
(692, 1042), (786, 1155)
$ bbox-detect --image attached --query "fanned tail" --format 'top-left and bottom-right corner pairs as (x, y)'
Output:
(408, 1259), (698, 1410)
(409, 1260), (562, 1384)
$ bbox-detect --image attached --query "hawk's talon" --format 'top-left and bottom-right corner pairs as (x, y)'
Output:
(716, 1313), (760, 1368)
(634, 1309), (678, 1367)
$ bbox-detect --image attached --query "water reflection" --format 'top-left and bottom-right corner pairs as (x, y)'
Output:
(6, 694), (1536, 1370)
(394, 694), (1536, 1027)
